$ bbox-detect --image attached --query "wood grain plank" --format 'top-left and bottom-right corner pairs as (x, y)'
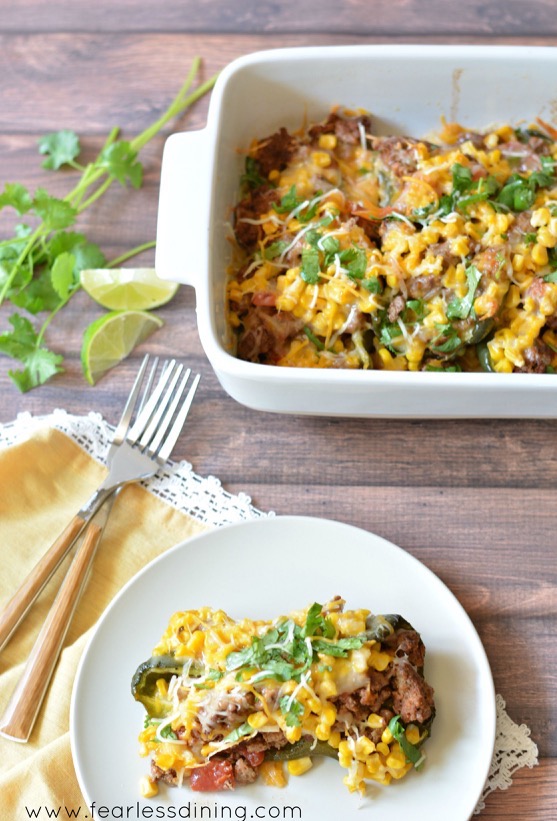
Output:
(479, 759), (557, 819)
(1, 0), (557, 37)
(2, 33), (557, 134)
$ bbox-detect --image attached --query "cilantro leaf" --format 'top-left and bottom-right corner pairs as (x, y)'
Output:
(446, 264), (482, 320)
(301, 246), (321, 284)
(273, 185), (301, 214)
(341, 246), (367, 280)
(0, 314), (63, 391)
(38, 130), (81, 170)
(263, 240), (288, 260)
(303, 602), (335, 638)
(297, 190), (323, 223)
(223, 722), (255, 744)
(279, 696), (304, 727)
(99, 141), (143, 188)
(451, 163), (473, 192)
(50, 252), (77, 300)
(362, 276), (383, 294)
(159, 725), (178, 741)
(9, 271), (59, 314)
(312, 637), (364, 657)
(430, 323), (463, 354)
(303, 326), (325, 351)
(33, 189), (77, 230)
(0, 183), (33, 215)
(388, 715), (426, 769)
(241, 156), (267, 189)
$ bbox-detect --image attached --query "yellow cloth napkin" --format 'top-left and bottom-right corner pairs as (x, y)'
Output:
(0, 427), (207, 818)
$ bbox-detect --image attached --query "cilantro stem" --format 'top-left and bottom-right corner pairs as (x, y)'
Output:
(108, 240), (156, 268)
(76, 176), (114, 213)
(37, 291), (74, 345)
(0, 225), (44, 303)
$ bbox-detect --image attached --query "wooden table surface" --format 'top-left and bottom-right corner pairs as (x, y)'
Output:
(0, 2), (556, 818)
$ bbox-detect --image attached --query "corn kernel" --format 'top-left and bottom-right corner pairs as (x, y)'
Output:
(140, 776), (159, 798)
(484, 133), (499, 149)
(315, 723), (331, 741)
(367, 713), (385, 729)
(259, 761), (286, 788)
(311, 151), (332, 168)
(156, 753), (176, 770)
(318, 133), (337, 150)
(405, 725), (421, 745)
(338, 740), (352, 757)
(247, 711), (269, 729)
(538, 227), (557, 248)
(386, 752), (407, 770)
(369, 649), (393, 671)
(155, 677), (168, 697)
(321, 705), (337, 726)
(328, 731), (342, 748)
(532, 243), (549, 266)
(318, 679), (338, 698)
(531, 208), (550, 227)
(287, 757), (313, 776)
(187, 630), (205, 654)
(366, 753), (381, 774)
(268, 169), (280, 182)
(376, 742), (390, 757)
(356, 737), (375, 756)
(549, 217), (557, 238)
(381, 727), (394, 744)
(285, 725), (302, 743)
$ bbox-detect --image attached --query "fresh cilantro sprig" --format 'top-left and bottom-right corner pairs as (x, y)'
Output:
(0, 57), (218, 392)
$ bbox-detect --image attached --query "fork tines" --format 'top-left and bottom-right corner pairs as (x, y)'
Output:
(125, 356), (200, 463)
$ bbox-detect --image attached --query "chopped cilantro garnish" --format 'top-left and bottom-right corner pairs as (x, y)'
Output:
(430, 323), (463, 354)
(223, 722), (254, 744)
(241, 156), (267, 189)
(224, 603), (363, 684)
(523, 232), (538, 246)
(301, 246), (321, 284)
(279, 696), (304, 727)
(303, 602), (335, 638)
(446, 264), (482, 320)
(303, 326), (325, 351)
(273, 185), (302, 214)
(388, 716), (426, 769)
(361, 276), (383, 294)
(544, 271), (557, 283)
(263, 240), (288, 260)
(159, 725), (178, 741)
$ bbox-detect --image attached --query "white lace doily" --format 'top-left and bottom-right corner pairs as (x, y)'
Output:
(0, 410), (539, 814)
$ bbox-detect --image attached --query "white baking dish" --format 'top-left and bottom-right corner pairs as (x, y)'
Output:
(156, 44), (557, 417)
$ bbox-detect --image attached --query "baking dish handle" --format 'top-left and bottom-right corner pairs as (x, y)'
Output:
(155, 129), (210, 286)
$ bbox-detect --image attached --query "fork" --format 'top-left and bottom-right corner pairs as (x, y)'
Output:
(0, 355), (199, 656)
(0, 355), (199, 741)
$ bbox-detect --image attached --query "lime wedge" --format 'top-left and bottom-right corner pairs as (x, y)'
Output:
(80, 268), (179, 311)
(81, 310), (163, 385)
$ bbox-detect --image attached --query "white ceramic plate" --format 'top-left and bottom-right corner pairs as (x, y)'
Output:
(70, 516), (496, 821)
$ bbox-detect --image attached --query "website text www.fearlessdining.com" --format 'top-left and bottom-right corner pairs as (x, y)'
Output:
(24, 803), (303, 820)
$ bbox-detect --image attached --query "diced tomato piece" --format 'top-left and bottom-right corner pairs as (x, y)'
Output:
(244, 750), (265, 768)
(190, 759), (235, 791)
(252, 291), (277, 307)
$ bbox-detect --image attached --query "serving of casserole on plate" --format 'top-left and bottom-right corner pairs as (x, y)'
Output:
(156, 44), (557, 417)
(70, 517), (496, 821)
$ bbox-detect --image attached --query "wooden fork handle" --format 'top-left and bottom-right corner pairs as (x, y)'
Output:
(0, 521), (103, 742)
(0, 515), (86, 653)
